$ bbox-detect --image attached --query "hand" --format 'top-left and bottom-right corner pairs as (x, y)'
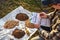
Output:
(34, 24), (40, 28)
(40, 12), (47, 18)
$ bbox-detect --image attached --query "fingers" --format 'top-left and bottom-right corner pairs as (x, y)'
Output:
(39, 12), (47, 18)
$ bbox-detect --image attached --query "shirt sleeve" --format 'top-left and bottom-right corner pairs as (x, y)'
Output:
(47, 11), (55, 19)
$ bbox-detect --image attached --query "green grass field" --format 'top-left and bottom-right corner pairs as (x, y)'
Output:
(0, 0), (54, 18)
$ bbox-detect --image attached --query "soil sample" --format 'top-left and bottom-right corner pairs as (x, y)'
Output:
(16, 13), (29, 21)
(12, 29), (25, 39)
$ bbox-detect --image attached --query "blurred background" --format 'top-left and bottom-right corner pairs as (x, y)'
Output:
(0, 0), (54, 18)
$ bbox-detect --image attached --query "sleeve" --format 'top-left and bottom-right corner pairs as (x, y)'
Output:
(47, 11), (55, 19)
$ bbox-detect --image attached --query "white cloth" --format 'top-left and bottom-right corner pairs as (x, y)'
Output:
(0, 6), (37, 40)
(30, 12), (50, 27)
(0, 6), (31, 22)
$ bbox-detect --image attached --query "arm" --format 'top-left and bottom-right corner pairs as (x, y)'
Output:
(47, 9), (58, 19)
(47, 12), (55, 19)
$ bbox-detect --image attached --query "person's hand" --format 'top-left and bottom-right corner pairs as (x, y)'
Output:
(34, 24), (40, 28)
(40, 12), (47, 18)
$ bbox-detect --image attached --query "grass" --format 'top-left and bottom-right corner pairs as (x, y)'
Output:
(0, 0), (54, 18)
